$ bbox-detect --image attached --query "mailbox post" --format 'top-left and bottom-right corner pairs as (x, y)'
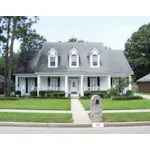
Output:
(90, 95), (103, 127)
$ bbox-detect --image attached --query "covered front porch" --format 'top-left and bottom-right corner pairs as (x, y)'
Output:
(15, 74), (132, 97)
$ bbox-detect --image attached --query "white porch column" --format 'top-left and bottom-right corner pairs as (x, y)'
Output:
(80, 75), (84, 96)
(65, 75), (68, 97)
(129, 76), (132, 90)
(108, 75), (111, 89)
(37, 75), (40, 97)
(15, 76), (18, 91)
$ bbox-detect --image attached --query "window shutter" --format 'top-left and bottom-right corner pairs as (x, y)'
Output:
(97, 77), (100, 86)
(88, 77), (90, 87)
(18, 78), (19, 87)
(35, 78), (37, 87)
(58, 77), (60, 87)
(48, 77), (50, 86)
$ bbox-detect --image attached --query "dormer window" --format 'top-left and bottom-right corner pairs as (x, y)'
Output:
(69, 48), (79, 68)
(90, 48), (100, 68)
(48, 48), (58, 68)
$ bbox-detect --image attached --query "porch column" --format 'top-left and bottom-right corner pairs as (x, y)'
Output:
(15, 76), (18, 91)
(108, 75), (111, 89)
(65, 75), (68, 97)
(80, 75), (84, 96)
(129, 76), (132, 90)
(37, 75), (40, 97)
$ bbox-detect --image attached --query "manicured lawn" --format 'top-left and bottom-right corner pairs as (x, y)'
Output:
(0, 112), (72, 123)
(103, 112), (150, 122)
(80, 98), (150, 110)
(0, 99), (71, 110)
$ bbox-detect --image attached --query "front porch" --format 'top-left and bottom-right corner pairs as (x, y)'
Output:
(15, 75), (132, 97)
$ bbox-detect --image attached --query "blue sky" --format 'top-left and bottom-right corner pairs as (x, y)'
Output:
(15, 16), (150, 51)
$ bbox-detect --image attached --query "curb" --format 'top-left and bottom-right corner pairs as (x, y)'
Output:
(0, 121), (150, 128)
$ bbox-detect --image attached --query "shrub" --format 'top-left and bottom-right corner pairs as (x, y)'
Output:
(84, 90), (107, 98)
(107, 88), (118, 96)
(0, 88), (4, 94)
(126, 90), (133, 96)
(15, 91), (21, 97)
(30, 91), (37, 97)
(39, 90), (47, 97)
(111, 95), (142, 100)
(0, 96), (18, 100)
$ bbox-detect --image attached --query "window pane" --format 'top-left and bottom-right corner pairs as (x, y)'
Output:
(93, 62), (98, 66)
(72, 62), (77, 66)
(51, 57), (55, 62)
(93, 55), (97, 62)
(71, 54), (77, 66)
(50, 62), (55, 66)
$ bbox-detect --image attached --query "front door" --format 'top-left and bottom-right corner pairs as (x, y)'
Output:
(70, 79), (78, 93)
(51, 78), (58, 90)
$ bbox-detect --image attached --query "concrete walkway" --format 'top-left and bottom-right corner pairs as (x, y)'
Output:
(87, 109), (150, 113)
(0, 109), (71, 113)
(71, 98), (91, 124)
(134, 93), (150, 100)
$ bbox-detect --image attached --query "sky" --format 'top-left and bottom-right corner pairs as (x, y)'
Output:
(14, 16), (150, 51)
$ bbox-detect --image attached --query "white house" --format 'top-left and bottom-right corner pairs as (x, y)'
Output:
(14, 42), (134, 97)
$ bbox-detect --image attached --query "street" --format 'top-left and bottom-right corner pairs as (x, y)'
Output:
(0, 126), (150, 134)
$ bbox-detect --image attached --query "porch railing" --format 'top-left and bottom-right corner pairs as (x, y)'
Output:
(87, 86), (100, 91)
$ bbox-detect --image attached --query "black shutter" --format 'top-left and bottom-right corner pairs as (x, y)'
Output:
(48, 77), (50, 86)
(35, 78), (37, 87)
(88, 77), (90, 87)
(26, 78), (28, 93)
(97, 77), (100, 86)
(58, 77), (60, 87)
(18, 78), (19, 87)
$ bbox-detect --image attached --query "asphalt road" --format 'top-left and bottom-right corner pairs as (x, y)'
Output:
(0, 126), (150, 134)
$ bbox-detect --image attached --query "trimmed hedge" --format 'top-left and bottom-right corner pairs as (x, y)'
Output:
(107, 88), (118, 96)
(0, 96), (18, 100)
(111, 96), (143, 100)
(0, 88), (4, 94)
(30, 91), (37, 97)
(84, 90), (109, 98)
(39, 90), (65, 98)
(15, 91), (21, 97)
(126, 90), (133, 96)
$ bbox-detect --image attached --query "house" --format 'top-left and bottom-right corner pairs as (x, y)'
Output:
(137, 73), (150, 93)
(14, 42), (134, 97)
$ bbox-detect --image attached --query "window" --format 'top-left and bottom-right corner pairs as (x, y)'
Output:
(48, 48), (58, 68)
(50, 56), (56, 66)
(71, 54), (77, 66)
(92, 55), (98, 66)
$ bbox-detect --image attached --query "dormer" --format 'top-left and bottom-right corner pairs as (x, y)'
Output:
(48, 48), (58, 68)
(69, 48), (79, 68)
(90, 48), (100, 68)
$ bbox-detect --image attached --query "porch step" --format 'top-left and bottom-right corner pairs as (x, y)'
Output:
(70, 94), (79, 99)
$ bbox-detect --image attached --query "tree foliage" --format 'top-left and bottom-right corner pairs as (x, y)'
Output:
(124, 23), (150, 80)
(68, 37), (85, 42)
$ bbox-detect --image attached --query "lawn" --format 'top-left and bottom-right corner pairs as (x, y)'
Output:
(0, 112), (72, 123)
(103, 112), (150, 122)
(0, 99), (71, 110)
(80, 98), (150, 110)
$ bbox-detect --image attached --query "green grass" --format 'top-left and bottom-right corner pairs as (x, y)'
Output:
(80, 98), (150, 110)
(103, 112), (150, 122)
(0, 99), (71, 110)
(0, 112), (72, 123)
(89, 112), (150, 122)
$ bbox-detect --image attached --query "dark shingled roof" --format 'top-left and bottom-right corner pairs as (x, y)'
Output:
(0, 75), (4, 83)
(14, 42), (134, 76)
(137, 74), (150, 83)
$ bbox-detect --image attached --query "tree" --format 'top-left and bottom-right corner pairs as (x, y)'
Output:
(124, 23), (150, 80)
(68, 37), (84, 42)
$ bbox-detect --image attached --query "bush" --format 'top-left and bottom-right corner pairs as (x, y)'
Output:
(84, 90), (107, 98)
(126, 90), (133, 96)
(15, 91), (21, 97)
(0, 96), (18, 100)
(107, 88), (118, 96)
(39, 90), (65, 98)
(30, 91), (37, 97)
(0, 88), (4, 94)
(111, 95), (142, 100)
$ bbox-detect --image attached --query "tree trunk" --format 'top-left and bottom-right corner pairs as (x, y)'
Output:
(4, 17), (11, 97)
(7, 17), (16, 96)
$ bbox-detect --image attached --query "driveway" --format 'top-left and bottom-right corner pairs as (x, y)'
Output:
(134, 93), (150, 100)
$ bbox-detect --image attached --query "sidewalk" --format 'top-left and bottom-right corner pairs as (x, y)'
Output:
(71, 98), (91, 124)
(134, 93), (150, 100)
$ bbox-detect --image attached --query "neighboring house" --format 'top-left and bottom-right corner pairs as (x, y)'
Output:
(137, 73), (150, 93)
(14, 42), (134, 97)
